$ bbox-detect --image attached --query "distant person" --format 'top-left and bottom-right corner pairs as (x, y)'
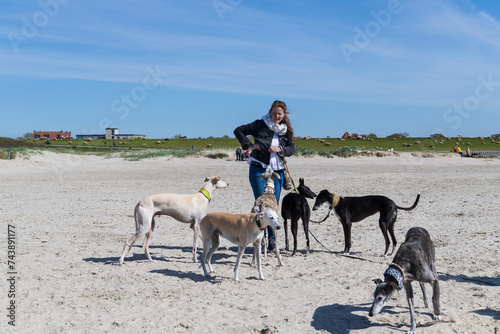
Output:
(104, 141), (107, 147)
(234, 100), (295, 251)
(236, 147), (242, 161)
(466, 147), (471, 157)
(457, 146), (463, 157)
(113, 141), (116, 147)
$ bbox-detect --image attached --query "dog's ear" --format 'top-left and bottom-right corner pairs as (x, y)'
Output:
(373, 278), (383, 285)
(211, 176), (221, 184)
(204, 177), (210, 182)
(299, 178), (304, 185)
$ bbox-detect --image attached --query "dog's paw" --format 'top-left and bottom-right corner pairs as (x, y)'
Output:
(433, 309), (447, 321)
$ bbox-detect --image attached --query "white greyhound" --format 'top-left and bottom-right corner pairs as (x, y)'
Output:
(199, 209), (281, 281)
(119, 176), (228, 264)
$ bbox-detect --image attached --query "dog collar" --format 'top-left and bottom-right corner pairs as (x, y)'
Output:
(264, 182), (275, 191)
(385, 266), (404, 290)
(199, 188), (211, 201)
(329, 194), (341, 210)
(255, 216), (266, 231)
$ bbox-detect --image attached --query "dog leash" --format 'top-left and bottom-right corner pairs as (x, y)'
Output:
(310, 194), (340, 223)
(309, 210), (332, 224)
(278, 148), (298, 193)
(308, 228), (334, 253)
(308, 227), (383, 264)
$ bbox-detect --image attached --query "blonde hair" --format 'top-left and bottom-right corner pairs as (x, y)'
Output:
(269, 100), (294, 138)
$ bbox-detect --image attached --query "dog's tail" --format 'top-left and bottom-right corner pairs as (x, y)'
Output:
(134, 202), (140, 230)
(396, 193), (420, 211)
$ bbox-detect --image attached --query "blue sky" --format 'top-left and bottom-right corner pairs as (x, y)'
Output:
(2, 0), (500, 139)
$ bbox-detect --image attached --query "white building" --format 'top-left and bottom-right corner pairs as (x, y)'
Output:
(76, 128), (146, 140)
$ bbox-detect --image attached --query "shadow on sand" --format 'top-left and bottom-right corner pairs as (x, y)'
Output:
(439, 273), (500, 286)
(311, 303), (401, 333)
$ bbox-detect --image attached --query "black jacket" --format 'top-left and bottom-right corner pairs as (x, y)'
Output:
(234, 119), (295, 165)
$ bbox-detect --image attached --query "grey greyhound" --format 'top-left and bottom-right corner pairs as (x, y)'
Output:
(369, 227), (446, 334)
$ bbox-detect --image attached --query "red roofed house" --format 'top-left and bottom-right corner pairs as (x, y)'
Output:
(33, 130), (72, 140)
(341, 131), (359, 139)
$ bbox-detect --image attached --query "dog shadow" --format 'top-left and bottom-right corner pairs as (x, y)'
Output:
(311, 303), (401, 333)
(83, 256), (122, 265)
(83, 245), (206, 265)
(149, 268), (207, 282)
(472, 308), (500, 320)
(439, 273), (500, 286)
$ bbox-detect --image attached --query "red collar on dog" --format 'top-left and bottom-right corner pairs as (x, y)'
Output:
(256, 216), (266, 230)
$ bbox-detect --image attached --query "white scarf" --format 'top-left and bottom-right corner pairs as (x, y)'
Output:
(262, 113), (287, 136)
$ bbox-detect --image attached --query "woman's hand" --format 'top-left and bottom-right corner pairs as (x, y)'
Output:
(268, 146), (281, 153)
(249, 143), (261, 151)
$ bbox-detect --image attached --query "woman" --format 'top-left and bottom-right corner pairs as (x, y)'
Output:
(233, 100), (295, 250)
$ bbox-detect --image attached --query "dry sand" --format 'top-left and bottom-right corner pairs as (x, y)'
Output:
(1, 150), (499, 333)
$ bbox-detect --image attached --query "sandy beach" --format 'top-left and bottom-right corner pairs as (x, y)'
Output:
(1, 150), (499, 333)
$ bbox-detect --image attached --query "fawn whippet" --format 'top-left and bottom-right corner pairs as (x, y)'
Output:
(200, 209), (281, 281)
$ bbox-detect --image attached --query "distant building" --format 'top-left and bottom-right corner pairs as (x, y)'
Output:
(341, 131), (359, 139)
(33, 130), (72, 140)
(75, 128), (145, 140)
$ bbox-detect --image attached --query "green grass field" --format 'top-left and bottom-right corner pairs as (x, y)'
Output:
(1, 136), (499, 159)
(26, 136), (500, 151)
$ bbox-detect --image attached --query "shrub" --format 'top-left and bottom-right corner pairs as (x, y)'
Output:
(318, 151), (333, 158)
(333, 146), (358, 158)
(295, 147), (316, 157)
(206, 153), (228, 159)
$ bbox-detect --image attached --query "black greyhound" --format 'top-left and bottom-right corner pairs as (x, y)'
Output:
(312, 190), (420, 256)
(369, 227), (445, 333)
(281, 178), (317, 256)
